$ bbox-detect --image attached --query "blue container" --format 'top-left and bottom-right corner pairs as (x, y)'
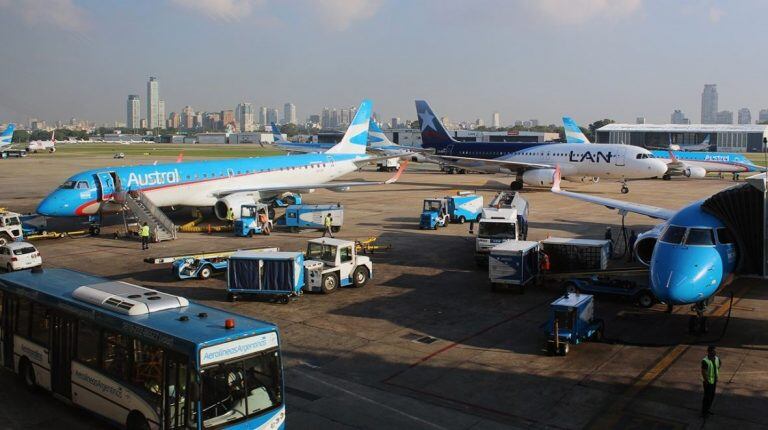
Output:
(227, 251), (305, 302)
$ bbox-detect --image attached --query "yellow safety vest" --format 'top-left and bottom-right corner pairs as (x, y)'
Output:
(324, 216), (332, 227)
(140, 225), (150, 237)
(702, 356), (720, 384)
(227, 209), (234, 220)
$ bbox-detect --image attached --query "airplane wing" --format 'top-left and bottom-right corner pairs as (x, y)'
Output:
(432, 154), (553, 170)
(276, 142), (331, 153)
(551, 166), (675, 220)
(213, 160), (409, 197)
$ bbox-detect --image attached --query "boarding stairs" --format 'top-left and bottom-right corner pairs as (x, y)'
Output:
(123, 191), (177, 242)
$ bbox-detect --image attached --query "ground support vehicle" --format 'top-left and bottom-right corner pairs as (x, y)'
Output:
(275, 204), (343, 233)
(544, 293), (604, 356)
(234, 203), (274, 237)
(0, 210), (24, 245)
(489, 241), (539, 292)
(303, 238), (372, 294)
(144, 247), (278, 280)
(227, 251), (305, 303)
(540, 238), (611, 272)
(560, 275), (655, 308)
(420, 198), (450, 229)
(377, 157), (400, 172)
(420, 193), (483, 229)
(475, 192), (529, 265)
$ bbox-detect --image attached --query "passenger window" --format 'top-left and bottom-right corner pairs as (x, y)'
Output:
(77, 321), (100, 366)
(660, 226), (686, 244)
(340, 246), (352, 262)
(716, 228), (735, 244)
(29, 304), (49, 347)
(101, 330), (130, 380)
(685, 228), (714, 245)
(131, 340), (163, 398)
(15, 298), (30, 337)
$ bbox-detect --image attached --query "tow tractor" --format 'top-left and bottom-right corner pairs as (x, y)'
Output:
(420, 198), (450, 229)
(304, 237), (372, 293)
(144, 247), (278, 280)
(544, 293), (604, 356)
(234, 204), (274, 237)
(0, 210), (24, 245)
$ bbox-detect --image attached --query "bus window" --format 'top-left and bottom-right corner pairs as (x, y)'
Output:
(15, 298), (30, 338)
(165, 357), (190, 429)
(101, 331), (130, 380)
(132, 340), (163, 398)
(29, 304), (49, 347)
(76, 322), (99, 366)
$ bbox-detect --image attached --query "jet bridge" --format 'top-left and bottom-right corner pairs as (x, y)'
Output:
(701, 173), (767, 277)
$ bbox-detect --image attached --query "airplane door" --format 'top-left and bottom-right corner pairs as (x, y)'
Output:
(613, 146), (626, 166)
(95, 172), (116, 201)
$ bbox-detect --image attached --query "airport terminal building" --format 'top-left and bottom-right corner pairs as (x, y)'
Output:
(595, 124), (768, 152)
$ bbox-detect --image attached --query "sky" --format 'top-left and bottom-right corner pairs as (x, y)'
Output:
(0, 0), (765, 127)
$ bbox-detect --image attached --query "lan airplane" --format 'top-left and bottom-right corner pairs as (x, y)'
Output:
(562, 118), (765, 179)
(37, 100), (406, 226)
(416, 101), (667, 193)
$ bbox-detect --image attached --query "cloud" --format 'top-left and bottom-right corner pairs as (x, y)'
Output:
(708, 6), (724, 23)
(170, 0), (265, 22)
(534, 0), (642, 24)
(0, 0), (89, 33)
(309, 0), (383, 31)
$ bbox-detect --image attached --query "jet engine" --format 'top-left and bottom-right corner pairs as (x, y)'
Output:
(563, 176), (599, 184)
(683, 166), (706, 178)
(522, 169), (556, 187)
(634, 225), (664, 266)
(213, 192), (259, 220)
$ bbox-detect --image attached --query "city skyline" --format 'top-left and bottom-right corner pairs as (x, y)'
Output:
(1, 1), (767, 125)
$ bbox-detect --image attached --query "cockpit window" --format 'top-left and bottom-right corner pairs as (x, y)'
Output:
(59, 181), (76, 189)
(685, 228), (714, 245)
(75, 181), (90, 189)
(716, 228), (735, 244)
(660, 226), (686, 244)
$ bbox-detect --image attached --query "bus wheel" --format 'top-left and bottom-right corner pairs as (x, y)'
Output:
(19, 359), (36, 389)
(127, 411), (150, 430)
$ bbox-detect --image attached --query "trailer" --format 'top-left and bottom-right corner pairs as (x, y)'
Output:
(540, 238), (611, 272)
(227, 251), (305, 303)
(275, 204), (343, 233)
(560, 275), (656, 308)
(544, 293), (604, 356)
(489, 241), (540, 292)
(144, 247), (278, 280)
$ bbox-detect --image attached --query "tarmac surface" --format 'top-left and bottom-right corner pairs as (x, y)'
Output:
(0, 151), (767, 429)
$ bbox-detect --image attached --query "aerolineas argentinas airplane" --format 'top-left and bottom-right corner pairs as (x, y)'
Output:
(551, 167), (740, 332)
(416, 101), (667, 193)
(37, 100), (406, 224)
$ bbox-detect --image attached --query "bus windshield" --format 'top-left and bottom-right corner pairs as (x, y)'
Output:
(478, 222), (516, 239)
(202, 349), (282, 428)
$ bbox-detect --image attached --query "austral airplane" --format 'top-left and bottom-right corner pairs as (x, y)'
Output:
(562, 118), (765, 180)
(550, 167), (765, 333)
(37, 100), (407, 230)
(416, 101), (667, 193)
(0, 123), (15, 149)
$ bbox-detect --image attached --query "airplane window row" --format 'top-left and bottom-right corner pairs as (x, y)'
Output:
(659, 225), (733, 246)
(181, 163), (326, 181)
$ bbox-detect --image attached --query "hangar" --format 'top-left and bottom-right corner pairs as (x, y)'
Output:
(595, 123), (768, 153)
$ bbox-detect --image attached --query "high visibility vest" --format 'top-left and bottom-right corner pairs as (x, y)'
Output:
(702, 356), (720, 384)
(140, 225), (150, 237)
(324, 216), (332, 227)
(227, 209), (234, 220)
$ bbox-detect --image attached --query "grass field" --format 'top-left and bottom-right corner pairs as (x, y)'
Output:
(32, 143), (286, 158)
(745, 152), (768, 167)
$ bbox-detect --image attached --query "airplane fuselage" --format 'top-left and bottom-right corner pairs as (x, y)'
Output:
(650, 150), (763, 173)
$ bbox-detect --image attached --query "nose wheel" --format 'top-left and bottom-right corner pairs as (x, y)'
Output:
(620, 179), (629, 194)
(688, 301), (708, 334)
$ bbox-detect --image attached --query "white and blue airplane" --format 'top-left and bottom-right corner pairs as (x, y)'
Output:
(551, 167), (747, 332)
(37, 100), (406, 224)
(562, 118), (765, 179)
(0, 123), (16, 149)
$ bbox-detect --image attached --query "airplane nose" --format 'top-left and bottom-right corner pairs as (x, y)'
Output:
(650, 159), (668, 177)
(650, 245), (723, 305)
(37, 194), (64, 216)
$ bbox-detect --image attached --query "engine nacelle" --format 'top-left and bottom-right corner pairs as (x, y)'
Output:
(213, 192), (260, 220)
(683, 166), (706, 178)
(634, 225), (664, 266)
(563, 176), (599, 184)
(522, 169), (556, 187)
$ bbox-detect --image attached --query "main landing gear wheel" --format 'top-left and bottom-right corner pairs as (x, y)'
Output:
(662, 174), (671, 181)
(621, 185), (629, 194)
(510, 181), (523, 191)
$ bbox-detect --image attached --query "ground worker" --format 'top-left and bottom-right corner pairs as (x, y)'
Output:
(701, 345), (721, 418)
(540, 251), (551, 273)
(604, 226), (613, 258)
(258, 209), (271, 235)
(226, 207), (235, 226)
(322, 212), (334, 237)
(139, 222), (150, 250)
(628, 230), (637, 262)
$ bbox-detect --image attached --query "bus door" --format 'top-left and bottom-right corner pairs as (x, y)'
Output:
(95, 172), (117, 201)
(49, 314), (76, 398)
(164, 352), (192, 429)
(0, 293), (14, 369)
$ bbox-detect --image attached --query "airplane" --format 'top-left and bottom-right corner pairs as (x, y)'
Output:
(562, 118), (765, 179)
(669, 135), (710, 151)
(550, 166), (759, 332)
(37, 100), (408, 232)
(416, 100), (667, 193)
(27, 130), (57, 153)
(0, 124), (15, 149)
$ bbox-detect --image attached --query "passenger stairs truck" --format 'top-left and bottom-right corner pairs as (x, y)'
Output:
(475, 192), (529, 266)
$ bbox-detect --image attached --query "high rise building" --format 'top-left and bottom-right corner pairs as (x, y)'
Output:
(194, 112), (203, 129)
(701, 84), (718, 124)
(147, 76), (160, 129)
(266, 108), (279, 125)
(391, 117), (400, 128)
(140, 118), (147, 129)
(236, 103), (254, 132)
(340, 109), (351, 127)
(126, 95), (140, 129)
(636, 117), (645, 124)
(492, 112), (500, 128)
(475, 118), (484, 127)
(670, 109), (690, 124)
(321, 108), (331, 128)
(737, 108), (751, 125)
(758, 109), (768, 124)
(283, 103), (296, 125)
(158, 100), (166, 129)
(181, 106), (195, 129)
(715, 110), (733, 124)
(203, 112), (221, 130)
(330, 109), (339, 128)
(258, 107), (268, 126)
(168, 112), (180, 129)
(221, 110), (235, 130)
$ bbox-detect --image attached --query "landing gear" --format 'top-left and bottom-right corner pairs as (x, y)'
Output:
(510, 180), (524, 191)
(88, 214), (102, 236)
(620, 179), (629, 194)
(688, 301), (709, 334)
(662, 174), (671, 181)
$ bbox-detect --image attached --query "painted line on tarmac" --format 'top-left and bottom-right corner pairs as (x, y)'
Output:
(295, 368), (448, 430)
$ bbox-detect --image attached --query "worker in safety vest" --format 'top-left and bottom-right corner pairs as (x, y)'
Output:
(540, 251), (551, 273)
(226, 207), (235, 226)
(139, 222), (150, 250)
(258, 209), (271, 235)
(322, 213), (334, 238)
(701, 345), (721, 418)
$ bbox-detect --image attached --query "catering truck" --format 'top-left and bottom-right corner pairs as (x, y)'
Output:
(475, 192), (529, 266)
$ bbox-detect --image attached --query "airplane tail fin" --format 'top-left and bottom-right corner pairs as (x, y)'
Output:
(0, 123), (16, 147)
(415, 100), (456, 149)
(562, 117), (590, 143)
(326, 99), (372, 154)
(368, 119), (394, 148)
(270, 122), (287, 143)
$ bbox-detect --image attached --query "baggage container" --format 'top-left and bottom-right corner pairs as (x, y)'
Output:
(489, 240), (540, 291)
(540, 238), (610, 272)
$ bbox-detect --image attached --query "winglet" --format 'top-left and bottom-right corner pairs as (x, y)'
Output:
(552, 165), (562, 192)
(385, 160), (409, 184)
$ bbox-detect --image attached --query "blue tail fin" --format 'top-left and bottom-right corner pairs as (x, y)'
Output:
(562, 117), (590, 143)
(326, 99), (372, 154)
(270, 122), (287, 143)
(415, 100), (455, 149)
(0, 123), (15, 147)
(368, 119), (395, 148)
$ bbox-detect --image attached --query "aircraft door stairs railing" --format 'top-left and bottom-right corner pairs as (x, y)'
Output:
(124, 191), (177, 242)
